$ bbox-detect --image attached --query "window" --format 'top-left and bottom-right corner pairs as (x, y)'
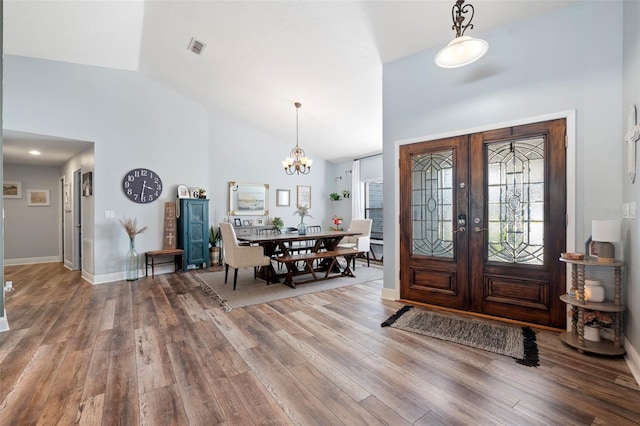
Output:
(364, 181), (383, 240)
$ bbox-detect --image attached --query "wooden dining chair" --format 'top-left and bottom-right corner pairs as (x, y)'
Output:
(219, 222), (272, 290)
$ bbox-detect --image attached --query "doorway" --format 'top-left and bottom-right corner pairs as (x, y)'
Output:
(399, 119), (566, 328)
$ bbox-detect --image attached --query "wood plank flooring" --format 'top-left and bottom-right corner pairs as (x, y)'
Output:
(1, 262), (639, 425)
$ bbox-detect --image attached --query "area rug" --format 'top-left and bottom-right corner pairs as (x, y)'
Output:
(195, 263), (383, 311)
(381, 306), (539, 367)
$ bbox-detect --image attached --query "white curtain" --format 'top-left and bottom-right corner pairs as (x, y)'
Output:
(351, 160), (363, 219)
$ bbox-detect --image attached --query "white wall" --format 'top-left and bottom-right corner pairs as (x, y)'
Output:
(623, 0), (640, 374)
(3, 163), (60, 263)
(3, 55), (209, 283)
(207, 109), (332, 231)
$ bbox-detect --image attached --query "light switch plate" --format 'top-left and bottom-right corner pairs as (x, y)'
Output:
(104, 210), (115, 219)
(622, 203), (630, 219)
(630, 202), (637, 219)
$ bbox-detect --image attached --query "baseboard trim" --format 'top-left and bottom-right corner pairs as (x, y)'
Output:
(624, 337), (640, 387)
(4, 256), (59, 266)
(0, 310), (9, 332)
(381, 287), (398, 301)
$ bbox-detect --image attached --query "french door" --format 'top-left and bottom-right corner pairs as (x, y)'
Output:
(399, 119), (567, 327)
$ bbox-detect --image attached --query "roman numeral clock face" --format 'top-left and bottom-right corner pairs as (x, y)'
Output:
(122, 168), (163, 203)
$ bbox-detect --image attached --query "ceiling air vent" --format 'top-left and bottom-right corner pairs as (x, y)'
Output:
(187, 38), (207, 56)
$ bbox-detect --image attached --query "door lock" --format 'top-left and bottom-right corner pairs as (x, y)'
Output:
(453, 214), (466, 233)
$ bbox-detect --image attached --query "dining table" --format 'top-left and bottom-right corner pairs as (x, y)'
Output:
(236, 230), (362, 287)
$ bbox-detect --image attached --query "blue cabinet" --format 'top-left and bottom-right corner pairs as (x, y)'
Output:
(177, 199), (209, 270)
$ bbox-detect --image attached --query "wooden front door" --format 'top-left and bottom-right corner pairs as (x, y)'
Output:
(400, 119), (567, 328)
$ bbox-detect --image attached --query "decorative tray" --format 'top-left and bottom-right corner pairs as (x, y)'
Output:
(561, 252), (585, 260)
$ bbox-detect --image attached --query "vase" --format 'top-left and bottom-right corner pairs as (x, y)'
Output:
(298, 220), (306, 235)
(584, 325), (601, 342)
(125, 237), (139, 281)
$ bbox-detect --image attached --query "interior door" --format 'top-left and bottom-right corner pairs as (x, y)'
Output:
(400, 119), (566, 328)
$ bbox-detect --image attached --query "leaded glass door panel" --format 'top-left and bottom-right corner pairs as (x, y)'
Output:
(469, 120), (566, 327)
(400, 119), (566, 328)
(400, 135), (469, 309)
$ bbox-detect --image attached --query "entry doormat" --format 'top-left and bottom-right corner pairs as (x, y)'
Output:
(381, 306), (539, 367)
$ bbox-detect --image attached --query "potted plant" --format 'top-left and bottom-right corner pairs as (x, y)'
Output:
(342, 189), (350, 199)
(329, 192), (341, 201)
(209, 225), (221, 264)
(271, 217), (284, 232)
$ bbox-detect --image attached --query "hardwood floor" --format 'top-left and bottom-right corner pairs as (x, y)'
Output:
(1, 262), (639, 425)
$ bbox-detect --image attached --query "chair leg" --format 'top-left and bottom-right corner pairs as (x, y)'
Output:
(366, 251), (370, 267)
(225, 264), (229, 283)
(233, 268), (239, 290)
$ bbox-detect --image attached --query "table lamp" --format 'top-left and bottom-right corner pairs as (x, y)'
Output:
(591, 219), (621, 263)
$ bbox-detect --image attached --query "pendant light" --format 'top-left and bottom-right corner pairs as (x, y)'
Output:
(282, 102), (312, 175)
(435, 0), (489, 68)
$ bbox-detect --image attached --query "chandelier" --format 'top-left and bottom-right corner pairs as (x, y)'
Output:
(434, 0), (489, 68)
(282, 102), (312, 175)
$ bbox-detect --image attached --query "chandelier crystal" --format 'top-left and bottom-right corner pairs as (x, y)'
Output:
(282, 102), (312, 175)
(435, 0), (488, 68)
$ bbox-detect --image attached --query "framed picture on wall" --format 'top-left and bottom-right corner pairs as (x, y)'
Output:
(3, 181), (22, 198)
(82, 172), (93, 197)
(27, 189), (51, 207)
(63, 183), (71, 211)
(234, 218), (242, 227)
(296, 185), (311, 208)
(229, 182), (269, 216)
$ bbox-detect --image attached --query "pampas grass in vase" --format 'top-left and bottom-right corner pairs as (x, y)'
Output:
(119, 217), (147, 281)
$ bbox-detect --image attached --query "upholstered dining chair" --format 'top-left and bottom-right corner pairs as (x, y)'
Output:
(219, 222), (272, 290)
(337, 219), (372, 268)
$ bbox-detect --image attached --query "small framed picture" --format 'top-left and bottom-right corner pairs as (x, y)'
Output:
(297, 185), (311, 208)
(243, 219), (250, 226)
(64, 183), (71, 211)
(3, 181), (22, 198)
(256, 219), (264, 225)
(189, 187), (200, 198)
(82, 172), (93, 197)
(234, 218), (242, 227)
(27, 189), (51, 207)
(177, 184), (190, 199)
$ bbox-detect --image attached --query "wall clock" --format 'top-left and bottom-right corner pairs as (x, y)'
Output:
(122, 168), (163, 203)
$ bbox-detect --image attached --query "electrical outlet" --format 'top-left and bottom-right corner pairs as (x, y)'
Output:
(622, 203), (630, 219)
(104, 210), (115, 219)
(4, 281), (13, 292)
(630, 202), (637, 219)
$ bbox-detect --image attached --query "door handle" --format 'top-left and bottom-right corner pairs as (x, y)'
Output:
(453, 227), (466, 233)
(474, 227), (488, 232)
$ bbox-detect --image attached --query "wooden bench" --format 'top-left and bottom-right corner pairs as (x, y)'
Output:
(145, 249), (184, 278)
(274, 248), (360, 288)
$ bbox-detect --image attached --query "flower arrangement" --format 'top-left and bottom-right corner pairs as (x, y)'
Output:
(331, 215), (343, 231)
(294, 205), (312, 220)
(119, 217), (147, 240)
(580, 309), (613, 328)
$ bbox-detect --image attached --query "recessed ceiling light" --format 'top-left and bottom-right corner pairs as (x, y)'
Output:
(29, 150), (41, 156)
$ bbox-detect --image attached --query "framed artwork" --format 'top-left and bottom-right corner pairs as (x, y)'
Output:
(229, 181), (269, 216)
(27, 189), (51, 207)
(296, 185), (311, 208)
(82, 172), (93, 197)
(256, 218), (264, 225)
(177, 184), (190, 199)
(3, 181), (22, 198)
(189, 186), (200, 199)
(64, 183), (71, 211)
(234, 218), (242, 227)
(243, 219), (250, 226)
(276, 189), (290, 207)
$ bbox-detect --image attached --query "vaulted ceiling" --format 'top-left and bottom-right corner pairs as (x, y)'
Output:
(3, 0), (575, 164)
